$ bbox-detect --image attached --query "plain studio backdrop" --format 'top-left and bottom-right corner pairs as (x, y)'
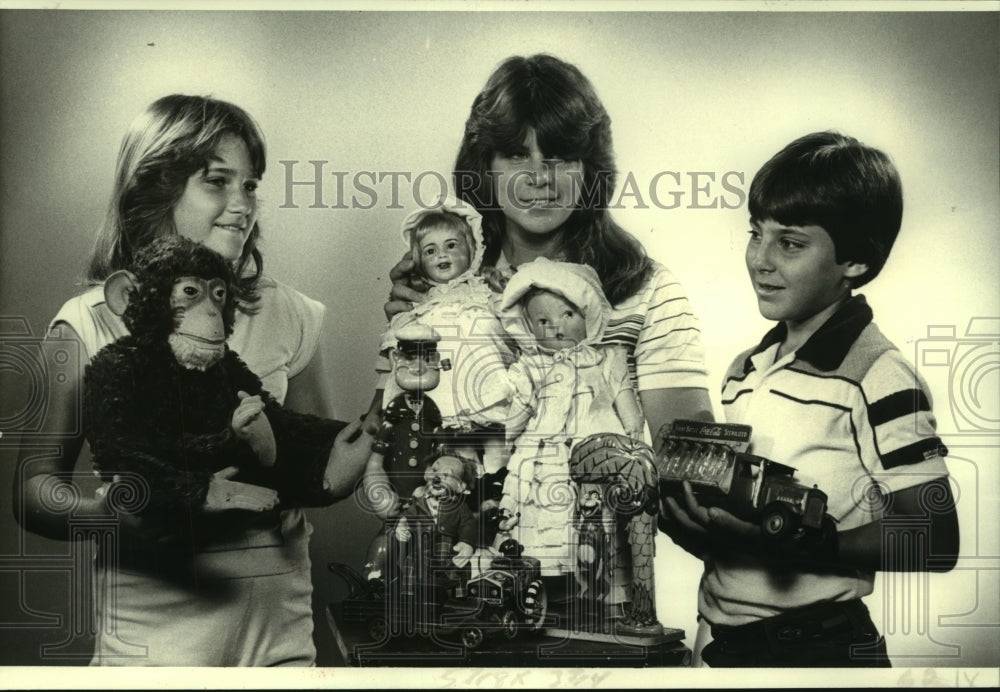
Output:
(0, 5), (997, 678)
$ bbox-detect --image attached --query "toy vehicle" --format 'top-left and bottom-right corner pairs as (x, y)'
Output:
(655, 435), (832, 541)
(329, 539), (547, 650)
(458, 539), (547, 649)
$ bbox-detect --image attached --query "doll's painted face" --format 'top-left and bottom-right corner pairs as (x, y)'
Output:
(423, 455), (468, 499)
(417, 226), (472, 284)
(392, 349), (441, 393)
(523, 290), (587, 351)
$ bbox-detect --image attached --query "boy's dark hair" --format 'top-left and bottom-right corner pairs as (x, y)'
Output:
(748, 131), (902, 288)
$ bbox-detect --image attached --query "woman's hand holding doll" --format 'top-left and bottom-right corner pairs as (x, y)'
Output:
(384, 252), (431, 319)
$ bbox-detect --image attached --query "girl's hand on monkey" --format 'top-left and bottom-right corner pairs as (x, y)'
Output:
(323, 419), (373, 498)
(96, 479), (176, 543)
(204, 466), (279, 512)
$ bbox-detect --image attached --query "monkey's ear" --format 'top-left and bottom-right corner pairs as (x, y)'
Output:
(104, 270), (139, 316)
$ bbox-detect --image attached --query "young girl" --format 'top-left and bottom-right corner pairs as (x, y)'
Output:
(373, 195), (513, 478)
(386, 53), (714, 447)
(13, 94), (372, 666)
(496, 257), (643, 576)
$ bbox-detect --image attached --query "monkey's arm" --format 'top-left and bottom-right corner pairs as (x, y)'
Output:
(227, 351), (350, 506)
(263, 399), (349, 506)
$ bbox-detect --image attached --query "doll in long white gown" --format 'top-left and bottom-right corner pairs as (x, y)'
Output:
(496, 258), (643, 577)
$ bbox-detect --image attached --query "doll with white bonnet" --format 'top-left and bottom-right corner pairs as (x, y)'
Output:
(373, 195), (513, 478)
(497, 257), (643, 577)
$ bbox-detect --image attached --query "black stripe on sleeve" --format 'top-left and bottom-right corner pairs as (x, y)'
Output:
(721, 388), (754, 405)
(882, 437), (948, 469)
(868, 389), (931, 428)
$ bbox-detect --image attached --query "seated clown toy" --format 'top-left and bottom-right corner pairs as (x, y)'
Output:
(394, 453), (480, 601)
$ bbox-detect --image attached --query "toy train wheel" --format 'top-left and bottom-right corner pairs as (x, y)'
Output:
(761, 502), (797, 541)
(461, 625), (485, 649)
(501, 609), (518, 639)
(367, 617), (388, 642)
(522, 579), (548, 630)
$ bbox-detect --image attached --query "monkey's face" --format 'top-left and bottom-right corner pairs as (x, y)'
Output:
(167, 276), (227, 370)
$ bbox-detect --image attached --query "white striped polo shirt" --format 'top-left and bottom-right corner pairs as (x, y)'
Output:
(700, 295), (950, 625)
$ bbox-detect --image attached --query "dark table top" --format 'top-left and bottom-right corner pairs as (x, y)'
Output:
(326, 601), (692, 668)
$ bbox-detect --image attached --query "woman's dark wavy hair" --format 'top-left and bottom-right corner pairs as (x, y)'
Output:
(86, 94), (266, 311)
(453, 54), (652, 305)
(749, 131), (903, 288)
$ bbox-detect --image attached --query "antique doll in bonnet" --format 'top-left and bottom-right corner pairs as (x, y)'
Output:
(497, 257), (643, 577)
(373, 195), (513, 480)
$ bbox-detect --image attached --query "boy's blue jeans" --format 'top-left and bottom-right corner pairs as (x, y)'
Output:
(701, 599), (891, 667)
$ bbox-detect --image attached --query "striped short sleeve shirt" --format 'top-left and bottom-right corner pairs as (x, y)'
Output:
(700, 295), (950, 625)
(602, 261), (710, 393)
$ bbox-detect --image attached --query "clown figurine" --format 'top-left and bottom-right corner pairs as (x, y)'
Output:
(394, 453), (479, 601)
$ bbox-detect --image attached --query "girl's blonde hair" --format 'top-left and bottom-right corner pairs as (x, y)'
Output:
(86, 94), (267, 308)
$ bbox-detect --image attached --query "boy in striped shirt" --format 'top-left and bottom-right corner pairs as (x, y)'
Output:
(661, 131), (959, 667)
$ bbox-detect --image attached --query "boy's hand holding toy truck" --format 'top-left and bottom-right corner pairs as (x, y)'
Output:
(654, 419), (838, 562)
